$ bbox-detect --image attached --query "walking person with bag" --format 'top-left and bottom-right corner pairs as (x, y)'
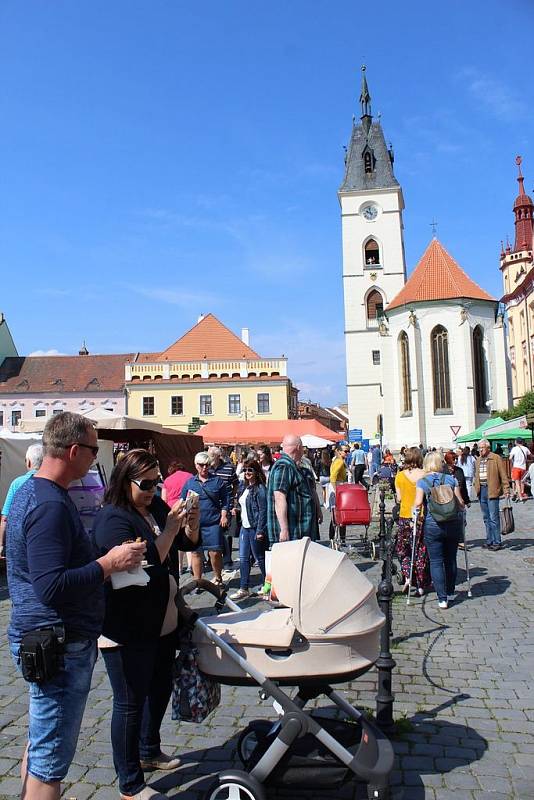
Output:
(230, 459), (267, 601)
(394, 447), (431, 596)
(414, 451), (465, 609)
(474, 438), (510, 550)
(181, 452), (231, 586)
(508, 437), (531, 502)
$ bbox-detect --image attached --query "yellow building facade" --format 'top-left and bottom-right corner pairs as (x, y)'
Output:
(500, 157), (534, 403)
(125, 315), (298, 431)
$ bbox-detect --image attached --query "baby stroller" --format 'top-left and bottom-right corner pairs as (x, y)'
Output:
(331, 483), (372, 555)
(185, 537), (394, 800)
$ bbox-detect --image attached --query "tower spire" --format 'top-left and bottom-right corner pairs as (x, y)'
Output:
(512, 155), (534, 251)
(359, 65), (372, 119)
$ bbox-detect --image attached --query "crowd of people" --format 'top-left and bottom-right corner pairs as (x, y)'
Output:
(0, 411), (526, 799)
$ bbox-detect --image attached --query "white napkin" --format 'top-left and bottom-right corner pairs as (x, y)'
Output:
(110, 566), (150, 590)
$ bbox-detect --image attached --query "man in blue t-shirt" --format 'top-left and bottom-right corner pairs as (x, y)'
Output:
(7, 412), (145, 800)
(0, 442), (43, 559)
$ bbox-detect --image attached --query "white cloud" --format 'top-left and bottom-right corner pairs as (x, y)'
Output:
(126, 284), (221, 308)
(28, 349), (66, 356)
(459, 67), (527, 120)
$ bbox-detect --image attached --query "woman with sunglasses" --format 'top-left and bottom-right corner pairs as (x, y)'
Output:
(230, 459), (267, 601)
(92, 449), (200, 800)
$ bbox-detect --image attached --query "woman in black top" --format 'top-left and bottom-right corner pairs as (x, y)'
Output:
(92, 449), (199, 800)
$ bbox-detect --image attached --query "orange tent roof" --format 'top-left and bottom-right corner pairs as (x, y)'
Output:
(196, 419), (344, 445)
(387, 239), (494, 311)
(159, 314), (260, 361)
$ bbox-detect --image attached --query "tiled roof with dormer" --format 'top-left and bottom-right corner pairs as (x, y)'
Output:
(0, 354), (135, 394)
(158, 314), (260, 361)
(387, 239), (494, 311)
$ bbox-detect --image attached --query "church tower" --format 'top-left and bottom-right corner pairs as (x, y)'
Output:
(500, 156), (534, 401)
(339, 67), (407, 441)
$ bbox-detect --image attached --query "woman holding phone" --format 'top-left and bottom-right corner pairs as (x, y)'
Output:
(230, 459), (267, 601)
(92, 449), (199, 800)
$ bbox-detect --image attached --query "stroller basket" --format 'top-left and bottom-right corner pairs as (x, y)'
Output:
(183, 538), (394, 800)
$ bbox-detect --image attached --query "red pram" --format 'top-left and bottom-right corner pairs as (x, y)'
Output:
(331, 483), (372, 552)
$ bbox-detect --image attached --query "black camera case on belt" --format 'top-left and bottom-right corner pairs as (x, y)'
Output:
(19, 627), (65, 684)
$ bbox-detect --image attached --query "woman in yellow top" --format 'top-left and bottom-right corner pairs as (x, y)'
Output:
(329, 446), (348, 543)
(394, 446), (431, 595)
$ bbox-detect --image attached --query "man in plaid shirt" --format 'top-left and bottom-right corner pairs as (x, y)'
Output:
(267, 435), (315, 544)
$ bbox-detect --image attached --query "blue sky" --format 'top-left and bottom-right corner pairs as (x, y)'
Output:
(1, 1), (533, 405)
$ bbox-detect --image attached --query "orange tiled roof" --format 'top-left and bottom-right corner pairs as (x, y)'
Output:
(0, 354), (135, 393)
(158, 314), (260, 361)
(387, 239), (495, 311)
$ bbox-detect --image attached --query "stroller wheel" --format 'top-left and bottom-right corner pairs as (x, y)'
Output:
(206, 769), (266, 800)
(236, 721), (270, 764)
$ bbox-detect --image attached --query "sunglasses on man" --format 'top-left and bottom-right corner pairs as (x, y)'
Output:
(131, 477), (161, 491)
(66, 442), (99, 457)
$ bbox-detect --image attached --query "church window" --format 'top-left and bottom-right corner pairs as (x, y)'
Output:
(399, 332), (412, 414)
(431, 325), (452, 413)
(372, 350), (381, 365)
(364, 239), (380, 266)
(364, 152), (373, 173)
(472, 326), (488, 413)
(366, 289), (384, 326)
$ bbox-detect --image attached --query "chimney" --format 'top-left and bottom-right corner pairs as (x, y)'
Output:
(241, 327), (250, 346)
(79, 340), (89, 356)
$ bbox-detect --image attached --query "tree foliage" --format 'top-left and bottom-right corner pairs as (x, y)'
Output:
(493, 391), (534, 421)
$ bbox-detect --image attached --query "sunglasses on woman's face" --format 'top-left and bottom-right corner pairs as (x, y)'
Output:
(131, 477), (161, 491)
(244, 469), (255, 474)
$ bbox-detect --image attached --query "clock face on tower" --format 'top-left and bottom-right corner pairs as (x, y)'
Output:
(362, 204), (378, 221)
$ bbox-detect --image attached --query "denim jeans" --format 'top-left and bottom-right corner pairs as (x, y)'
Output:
(479, 485), (501, 545)
(10, 638), (97, 783)
(239, 526), (266, 589)
(423, 515), (461, 601)
(101, 633), (176, 795)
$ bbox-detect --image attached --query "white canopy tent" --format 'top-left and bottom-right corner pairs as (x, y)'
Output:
(300, 433), (334, 448)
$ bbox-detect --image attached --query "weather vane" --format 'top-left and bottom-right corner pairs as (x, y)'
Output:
(430, 218), (438, 237)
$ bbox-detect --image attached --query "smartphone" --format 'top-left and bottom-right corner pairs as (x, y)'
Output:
(185, 489), (199, 513)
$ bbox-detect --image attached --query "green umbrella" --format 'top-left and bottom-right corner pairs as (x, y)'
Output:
(485, 427), (533, 441)
(455, 416), (506, 444)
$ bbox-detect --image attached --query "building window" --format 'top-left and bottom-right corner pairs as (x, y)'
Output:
(0, 411), (3, 427)
(366, 289), (384, 326)
(399, 331), (412, 414)
(143, 397), (155, 416)
(200, 395), (212, 415)
(35, 409), (46, 418)
(510, 345), (515, 366)
(171, 396), (183, 415)
(431, 325), (452, 413)
(372, 350), (381, 365)
(364, 151), (373, 173)
(257, 393), (270, 413)
(52, 408), (63, 415)
(472, 326), (488, 413)
(364, 239), (380, 266)
(12, 410), (22, 427)
(228, 394), (241, 414)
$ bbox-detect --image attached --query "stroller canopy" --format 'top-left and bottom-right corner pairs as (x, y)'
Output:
(270, 538), (383, 639)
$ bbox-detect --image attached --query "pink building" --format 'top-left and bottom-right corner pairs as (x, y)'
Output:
(0, 351), (135, 430)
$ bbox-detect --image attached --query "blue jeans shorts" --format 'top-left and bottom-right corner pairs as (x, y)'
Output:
(10, 638), (97, 783)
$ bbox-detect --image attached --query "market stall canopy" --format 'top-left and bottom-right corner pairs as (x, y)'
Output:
(300, 433), (335, 448)
(197, 419), (344, 446)
(485, 427), (533, 442)
(455, 417), (505, 444)
(20, 410), (203, 475)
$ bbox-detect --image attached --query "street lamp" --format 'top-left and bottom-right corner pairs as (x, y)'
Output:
(239, 408), (255, 421)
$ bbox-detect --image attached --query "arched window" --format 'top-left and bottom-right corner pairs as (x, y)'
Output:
(364, 238), (380, 266)
(364, 152), (373, 173)
(366, 289), (384, 326)
(473, 326), (488, 412)
(431, 325), (452, 413)
(399, 332), (412, 414)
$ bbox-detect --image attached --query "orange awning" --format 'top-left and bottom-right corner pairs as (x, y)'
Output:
(196, 419), (344, 446)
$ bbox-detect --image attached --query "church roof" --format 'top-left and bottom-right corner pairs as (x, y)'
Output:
(339, 69), (398, 193)
(158, 313), (260, 361)
(387, 239), (495, 311)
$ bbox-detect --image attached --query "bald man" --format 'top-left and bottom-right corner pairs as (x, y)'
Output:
(266, 435), (315, 544)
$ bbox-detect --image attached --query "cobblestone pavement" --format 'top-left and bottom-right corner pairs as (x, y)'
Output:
(0, 499), (533, 799)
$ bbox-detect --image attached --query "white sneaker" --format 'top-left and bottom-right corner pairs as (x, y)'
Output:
(438, 600), (448, 609)
(222, 569), (239, 582)
(230, 588), (250, 601)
